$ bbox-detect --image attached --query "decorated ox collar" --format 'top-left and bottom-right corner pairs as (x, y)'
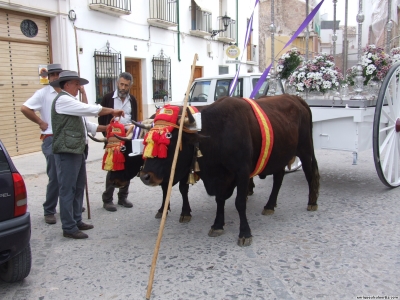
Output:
(142, 105), (198, 159)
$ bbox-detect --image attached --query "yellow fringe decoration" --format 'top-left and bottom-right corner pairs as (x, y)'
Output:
(143, 131), (155, 158)
(104, 148), (114, 171)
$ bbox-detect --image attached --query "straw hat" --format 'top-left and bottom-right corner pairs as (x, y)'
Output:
(40, 63), (63, 76)
(50, 71), (89, 88)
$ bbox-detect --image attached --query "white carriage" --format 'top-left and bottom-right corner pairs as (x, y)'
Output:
(271, 0), (400, 187)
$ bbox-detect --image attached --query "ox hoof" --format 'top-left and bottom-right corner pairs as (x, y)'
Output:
(307, 204), (318, 211)
(208, 228), (224, 237)
(179, 215), (192, 223)
(237, 236), (252, 247)
(155, 211), (169, 219)
(262, 209), (275, 215)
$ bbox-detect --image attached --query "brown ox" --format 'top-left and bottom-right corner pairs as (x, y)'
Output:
(139, 95), (320, 246)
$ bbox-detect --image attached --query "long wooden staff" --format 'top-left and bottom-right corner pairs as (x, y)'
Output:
(73, 22), (91, 219)
(146, 53), (198, 300)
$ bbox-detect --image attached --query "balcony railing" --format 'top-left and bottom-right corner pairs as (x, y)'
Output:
(89, 0), (131, 16)
(190, 5), (212, 37)
(217, 18), (236, 43)
(148, 0), (177, 28)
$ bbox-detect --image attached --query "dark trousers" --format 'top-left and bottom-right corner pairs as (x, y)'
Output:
(102, 171), (130, 203)
(41, 136), (59, 216)
(54, 153), (86, 234)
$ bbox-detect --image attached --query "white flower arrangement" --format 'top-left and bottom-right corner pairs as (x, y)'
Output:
(390, 47), (400, 65)
(287, 53), (343, 94)
(346, 45), (391, 86)
(276, 48), (303, 80)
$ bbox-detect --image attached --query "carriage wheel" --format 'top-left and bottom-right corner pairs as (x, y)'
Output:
(373, 62), (400, 187)
(285, 156), (302, 173)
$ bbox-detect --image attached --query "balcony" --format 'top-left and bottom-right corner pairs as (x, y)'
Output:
(147, 0), (177, 28)
(89, 0), (131, 17)
(189, 5), (212, 37)
(217, 18), (236, 43)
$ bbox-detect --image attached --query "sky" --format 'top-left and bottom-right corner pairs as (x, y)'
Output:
(319, 0), (359, 26)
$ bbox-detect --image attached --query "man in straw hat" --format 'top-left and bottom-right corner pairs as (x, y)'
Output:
(21, 63), (82, 225)
(50, 70), (124, 239)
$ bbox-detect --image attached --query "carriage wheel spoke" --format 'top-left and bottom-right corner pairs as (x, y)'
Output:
(393, 136), (400, 184)
(380, 128), (395, 154)
(390, 78), (400, 119)
(381, 131), (395, 175)
(379, 124), (394, 133)
(382, 107), (395, 124)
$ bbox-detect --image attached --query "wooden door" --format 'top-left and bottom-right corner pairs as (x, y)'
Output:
(125, 60), (143, 121)
(194, 66), (203, 80)
(0, 9), (51, 156)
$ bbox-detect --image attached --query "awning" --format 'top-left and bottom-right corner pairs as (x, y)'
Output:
(194, 0), (212, 14)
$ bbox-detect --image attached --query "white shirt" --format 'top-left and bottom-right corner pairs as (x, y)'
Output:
(112, 89), (132, 125)
(23, 85), (58, 134)
(55, 90), (103, 141)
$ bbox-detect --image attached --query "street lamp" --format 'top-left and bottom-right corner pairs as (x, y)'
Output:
(211, 14), (232, 37)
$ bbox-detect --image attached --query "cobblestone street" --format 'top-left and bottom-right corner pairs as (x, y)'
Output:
(1, 146), (399, 300)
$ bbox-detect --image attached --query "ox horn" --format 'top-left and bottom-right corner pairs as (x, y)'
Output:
(87, 133), (107, 143)
(185, 107), (195, 125)
(114, 133), (132, 142)
(131, 120), (153, 130)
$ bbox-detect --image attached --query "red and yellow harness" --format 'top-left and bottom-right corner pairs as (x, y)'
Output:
(242, 97), (274, 178)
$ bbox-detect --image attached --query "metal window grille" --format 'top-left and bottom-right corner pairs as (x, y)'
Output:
(149, 0), (177, 24)
(90, 0), (131, 12)
(94, 43), (122, 103)
(152, 49), (171, 103)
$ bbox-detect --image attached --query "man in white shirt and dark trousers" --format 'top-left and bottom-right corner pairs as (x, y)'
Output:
(21, 64), (64, 224)
(50, 71), (124, 239)
(21, 64), (89, 225)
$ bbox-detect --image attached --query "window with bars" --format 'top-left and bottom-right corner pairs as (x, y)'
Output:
(152, 50), (171, 103)
(94, 46), (122, 103)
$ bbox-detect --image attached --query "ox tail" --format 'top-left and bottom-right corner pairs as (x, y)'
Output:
(296, 96), (320, 204)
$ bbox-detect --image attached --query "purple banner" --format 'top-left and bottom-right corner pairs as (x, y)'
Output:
(249, 63), (271, 99)
(249, 0), (325, 99)
(229, 0), (260, 96)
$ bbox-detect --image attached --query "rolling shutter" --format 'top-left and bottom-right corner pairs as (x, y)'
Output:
(0, 9), (51, 156)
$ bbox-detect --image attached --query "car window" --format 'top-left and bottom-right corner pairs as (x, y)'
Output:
(229, 78), (243, 98)
(252, 77), (284, 99)
(252, 77), (268, 99)
(189, 81), (211, 102)
(214, 80), (230, 101)
(0, 146), (11, 173)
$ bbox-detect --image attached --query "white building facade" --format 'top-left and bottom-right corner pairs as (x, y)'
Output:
(0, 0), (259, 155)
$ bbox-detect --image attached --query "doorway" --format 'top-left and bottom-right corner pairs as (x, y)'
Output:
(125, 59), (143, 121)
(194, 66), (203, 80)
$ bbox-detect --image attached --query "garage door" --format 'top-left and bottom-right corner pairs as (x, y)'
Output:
(0, 9), (50, 156)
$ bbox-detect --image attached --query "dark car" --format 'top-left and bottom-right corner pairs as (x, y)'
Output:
(0, 139), (31, 282)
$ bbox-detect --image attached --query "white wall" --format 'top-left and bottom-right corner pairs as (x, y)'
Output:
(1, 0), (259, 118)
